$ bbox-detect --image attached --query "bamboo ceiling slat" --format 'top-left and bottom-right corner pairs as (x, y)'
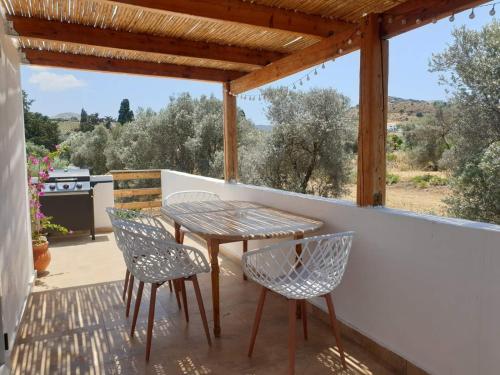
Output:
(2, 0), (321, 53)
(253, 0), (407, 21)
(18, 37), (259, 72)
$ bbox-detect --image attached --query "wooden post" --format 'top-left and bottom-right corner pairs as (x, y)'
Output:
(357, 13), (388, 206)
(223, 82), (238, 182)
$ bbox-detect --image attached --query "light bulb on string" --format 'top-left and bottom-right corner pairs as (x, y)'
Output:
(490, 4), (496, 16)
(293, 84), (296, 90)
(347, 38), (352, 45)
(314, 69), (318, 75)
(401, 18), (407, 25)
(432, 18), (437, 24)
(338, 48), (343, 54)
(416, 18), (422, 24)
(306, 75), (310, 81)
(449, 13), (455, 22)
(469, 9), (475, 19)
(331, 57), (336, 62)
(299, 79), (303, 86)
(321, 63), (325, 69)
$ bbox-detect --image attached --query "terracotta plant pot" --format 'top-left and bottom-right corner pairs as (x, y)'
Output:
(32, 240), (51, 272)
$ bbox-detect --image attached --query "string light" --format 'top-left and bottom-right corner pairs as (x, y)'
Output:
(306, 74), (310, 81)
(416, 18), (422, 24)
(490, 4), (496, 16)
(469, 8), (475, 19)
(449, 13), (455, 22)
(314, 69), (318, 75)
(321, 63), (325, 69)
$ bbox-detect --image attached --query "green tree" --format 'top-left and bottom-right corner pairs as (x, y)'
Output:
(118, 99), (135, 125)
(402, 102), (454, 170)
(80, 108), (88, 123)
(258, 87), (356, 197)
(63, 124), (109, 174)
(430, 21), (500, 223)
(23, 91), (60, 150)
(79, 111), (100, 132)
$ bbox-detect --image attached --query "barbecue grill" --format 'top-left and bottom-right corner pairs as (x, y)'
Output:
(40, 168), (95, 240)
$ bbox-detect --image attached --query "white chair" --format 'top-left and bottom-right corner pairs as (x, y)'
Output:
(113, 219), (212, 361)
(164, 190), (221, 244)
(164, 190), (250, 280)
(242, 232), (354, 374)
(106, 207), (181, 315)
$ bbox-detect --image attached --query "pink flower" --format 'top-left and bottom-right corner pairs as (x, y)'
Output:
(42, 156), (50, 163)
(55, 144), (61, 151)
(35, 211), (45, 220)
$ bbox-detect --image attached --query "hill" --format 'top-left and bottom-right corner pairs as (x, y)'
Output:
(387, 96), (437, 124)
(52, 112), (80, 121)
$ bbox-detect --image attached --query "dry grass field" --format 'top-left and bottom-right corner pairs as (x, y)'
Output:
(342, 170), (450, 216)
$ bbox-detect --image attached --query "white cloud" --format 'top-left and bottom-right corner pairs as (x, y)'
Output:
(28, 71), (85, 92)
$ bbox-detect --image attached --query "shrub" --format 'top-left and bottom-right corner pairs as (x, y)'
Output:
(411, 174), (448, 189)
(386, 173), (400, 185)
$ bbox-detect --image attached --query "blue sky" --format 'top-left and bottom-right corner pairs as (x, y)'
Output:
(21, 4), (496, 125)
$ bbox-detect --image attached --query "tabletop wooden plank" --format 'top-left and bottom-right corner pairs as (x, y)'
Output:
(161, 200), (323, 241)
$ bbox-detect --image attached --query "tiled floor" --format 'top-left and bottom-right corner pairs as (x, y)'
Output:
(12, 232), (395, 374)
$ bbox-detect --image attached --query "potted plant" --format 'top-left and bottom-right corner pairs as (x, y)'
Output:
(27, 148), (68, 273)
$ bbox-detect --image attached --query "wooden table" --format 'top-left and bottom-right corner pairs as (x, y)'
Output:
(160, 200), (323, 337)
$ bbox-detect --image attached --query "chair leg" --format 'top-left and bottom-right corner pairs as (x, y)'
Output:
(179, 230), (185, 244)
(130, 281), (144, 337)
(248, 286), (267, 357)
(324, 294), (346, 369)
(126, 274), (134, 318)
(180, 279), (189, 322)
(146, 283), (158, 362)
(288, 299), (297, 375)
(123, 269), (130, 301)
(173, 280), (182, 310)
(242, 240), (248, 281)
(301, 300), (308, 340)
(191, 275), (212, 346)
(168, 280), (173, 293)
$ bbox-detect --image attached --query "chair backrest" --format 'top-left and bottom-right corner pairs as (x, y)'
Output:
(164, 190), (220, 206)
(106, 207), (174, 251)
(242, 232), (354, 299)
(112, 219), (210, 283)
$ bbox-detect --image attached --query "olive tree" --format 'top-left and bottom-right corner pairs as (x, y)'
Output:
(430, 20), (500, 223)
(258, 87), (356, 197)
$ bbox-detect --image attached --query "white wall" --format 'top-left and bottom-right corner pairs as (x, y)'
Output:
(91, 175), (113, 230)
(0, 20), (35, 364)
(162, 170), (500, 375)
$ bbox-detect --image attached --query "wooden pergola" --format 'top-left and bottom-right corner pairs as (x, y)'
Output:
(3, 0), (487, 206)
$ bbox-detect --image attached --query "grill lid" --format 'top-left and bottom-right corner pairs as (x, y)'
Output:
(47, 168), (90, 182)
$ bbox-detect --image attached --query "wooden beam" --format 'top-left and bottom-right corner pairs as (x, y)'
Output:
(229, 28), (360, 94)
(357, 14), (388, 207)
(10, 16), (283, 67)
(114, 188), (162, 197)
(104, 0), (352, 38)
(23, 49), (245, 82)
(382, 0), (490, 38)
(115, 200), (162, 209)
(223, 82), (238, 182)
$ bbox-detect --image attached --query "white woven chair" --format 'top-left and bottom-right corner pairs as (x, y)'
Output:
(106, 207), (181, 315)
(113, 219), (212, 361)
(242, 232), (354, 374)
(164, 190), (221, 243)
(164, 190), (250, 280)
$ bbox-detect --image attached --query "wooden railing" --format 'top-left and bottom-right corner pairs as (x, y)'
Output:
(109, 169), (162, 210)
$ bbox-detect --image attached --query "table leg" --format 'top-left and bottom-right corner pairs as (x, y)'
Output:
(174, 222), (181, 243)
(208, 239), (221, 337)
